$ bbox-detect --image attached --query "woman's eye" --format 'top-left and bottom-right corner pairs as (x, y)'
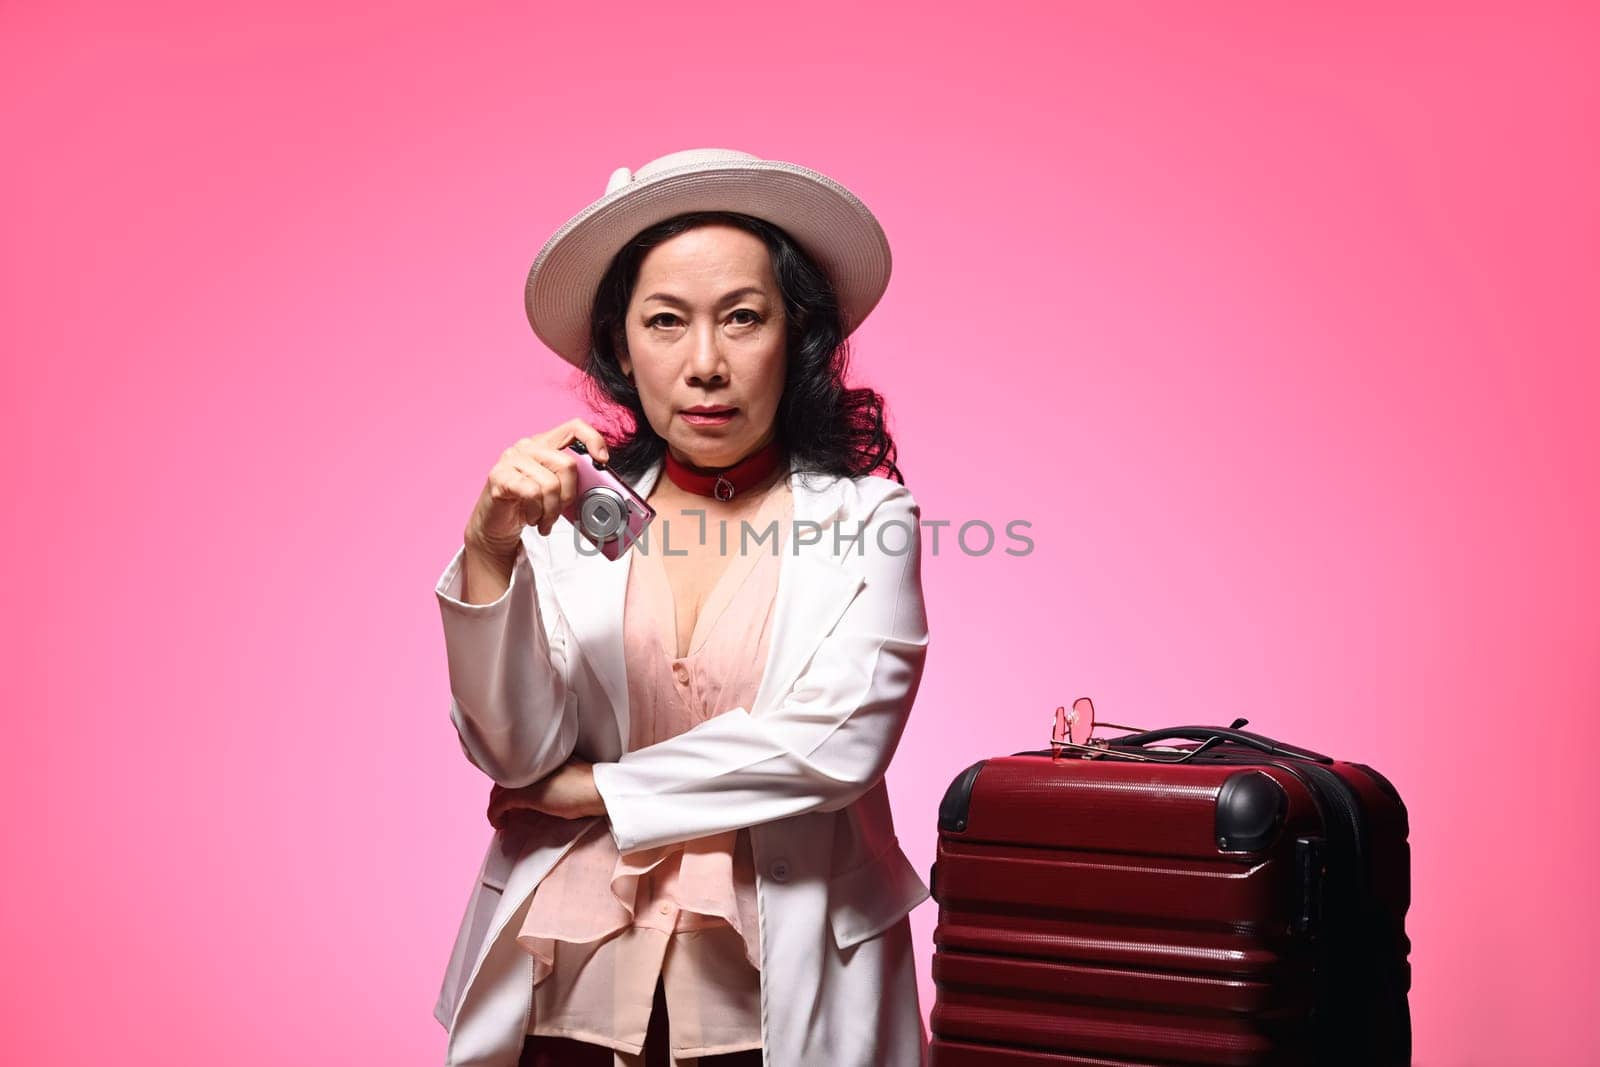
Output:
(647, 313), (680, 329)
(730, 309), (760, 326)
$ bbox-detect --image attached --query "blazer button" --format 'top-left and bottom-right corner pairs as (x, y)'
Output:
(672, 662), (690, 684)
(769, 859), (790, 882)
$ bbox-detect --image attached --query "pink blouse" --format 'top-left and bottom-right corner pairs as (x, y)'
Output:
(515, 483), (794, 1065)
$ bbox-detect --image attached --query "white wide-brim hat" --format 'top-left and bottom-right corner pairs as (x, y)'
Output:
(525, 147), (893, 368)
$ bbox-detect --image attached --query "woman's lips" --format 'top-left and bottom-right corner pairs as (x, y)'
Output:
(681, 408), (737, 426)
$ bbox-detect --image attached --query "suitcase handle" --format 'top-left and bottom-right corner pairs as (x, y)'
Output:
(1108, 723), (1334, 764)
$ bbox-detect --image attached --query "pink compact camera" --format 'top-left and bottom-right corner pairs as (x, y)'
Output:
(559, 441), (656, 561)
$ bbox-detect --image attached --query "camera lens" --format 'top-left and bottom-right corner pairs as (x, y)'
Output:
(579, 489), (627, 540)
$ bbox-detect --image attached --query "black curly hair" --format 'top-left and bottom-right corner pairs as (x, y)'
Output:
(575, 210), (904, 487)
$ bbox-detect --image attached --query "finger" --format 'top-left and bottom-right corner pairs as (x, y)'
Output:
(489, 798), (529, 828)
(497, 803), (543, 827)
(508, 440), (578, 528)
(488, 460), (543, 508)
(506, 461), (561, 535)
(549, 418), (610, 467)
(489, 467), (542, 534)
(564, 418), (611, 465)
(522, 448), (579, 532)
(579, 426), (612, 467)
(530, 458), (566, 537)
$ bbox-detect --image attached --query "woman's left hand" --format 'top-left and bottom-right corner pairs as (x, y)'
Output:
(487, 758), (607, 828)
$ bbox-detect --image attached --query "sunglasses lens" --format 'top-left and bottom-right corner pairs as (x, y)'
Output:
(1068, 696), (1096, 746)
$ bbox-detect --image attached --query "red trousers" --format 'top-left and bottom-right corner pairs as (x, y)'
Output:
(518, 971), (763, 1067)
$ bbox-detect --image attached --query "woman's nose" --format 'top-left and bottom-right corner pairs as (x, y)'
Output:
(685, 325), (729, 383)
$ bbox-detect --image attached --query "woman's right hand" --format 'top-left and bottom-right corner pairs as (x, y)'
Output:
(463, 417), (612, 566)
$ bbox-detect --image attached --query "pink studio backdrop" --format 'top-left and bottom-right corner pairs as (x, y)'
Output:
(3, 3), (1595, 1065)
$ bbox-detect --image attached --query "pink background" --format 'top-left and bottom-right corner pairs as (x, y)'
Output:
(3, 3), (1595, 1064)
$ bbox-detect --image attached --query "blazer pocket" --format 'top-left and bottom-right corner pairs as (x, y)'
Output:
(826, 836), (932, 951)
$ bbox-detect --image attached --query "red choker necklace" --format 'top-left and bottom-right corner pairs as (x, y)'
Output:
(662, 439), (785, 501)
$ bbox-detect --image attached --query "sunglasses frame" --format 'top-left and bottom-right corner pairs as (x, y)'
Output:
(1048, 735), (1228, 764)
(1049, 699), (1228, 764)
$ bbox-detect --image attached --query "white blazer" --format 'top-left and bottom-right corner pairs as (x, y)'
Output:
(431, 455), (933, 1067)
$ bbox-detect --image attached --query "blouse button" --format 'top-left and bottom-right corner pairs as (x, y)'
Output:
(672, 661), (690, 684)
(659, 903), (672, 916)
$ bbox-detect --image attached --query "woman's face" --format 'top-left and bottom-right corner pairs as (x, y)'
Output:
(620, 223), (787, 470)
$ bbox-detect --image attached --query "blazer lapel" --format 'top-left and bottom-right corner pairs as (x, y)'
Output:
(543, 455), (866, 750)
(542, 458), (663, 752)
(751, 478), (865, 717)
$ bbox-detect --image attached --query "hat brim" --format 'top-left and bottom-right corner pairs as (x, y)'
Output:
(525, 159), (892, 368)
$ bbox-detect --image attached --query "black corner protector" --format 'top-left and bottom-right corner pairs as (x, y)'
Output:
(938, 760), (987, 834)
(1215, 769), (1288, 852)
(1350, 762), (1406, 809)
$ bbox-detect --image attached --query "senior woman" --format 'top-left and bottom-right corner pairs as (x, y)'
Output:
(431, 148), (931, 1067)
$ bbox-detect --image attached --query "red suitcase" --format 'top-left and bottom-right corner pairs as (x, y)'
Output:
(928, 717), (1411, 1066)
